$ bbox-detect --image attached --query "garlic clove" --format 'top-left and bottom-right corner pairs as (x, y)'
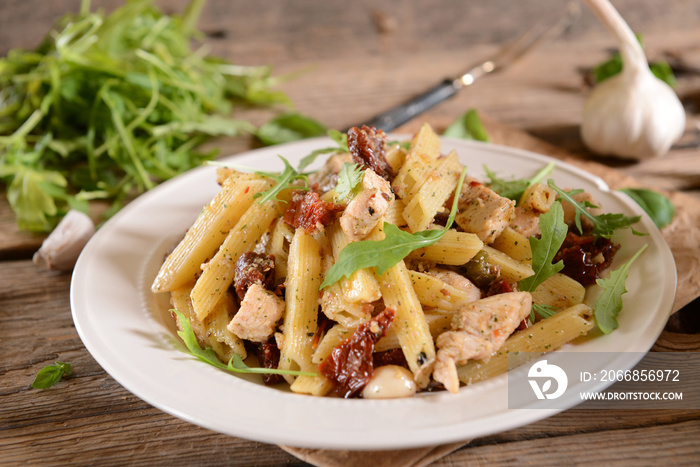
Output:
(33, 210), (95, 271)
(581, 0), (686, 161)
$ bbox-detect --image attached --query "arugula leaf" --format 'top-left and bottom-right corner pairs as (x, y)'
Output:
(485, 162), (555, 202)
(519, 201), (567, 292)
(173, 309), (315, 377)
(334, 163), (364, 201)
(320, 168), (468, 289)
(255, 112), (328, 146)
(254, 156), (308, 204)
(618, 187), (675, 229)
(594, 244), (648, 334)
(0, 0), (297, 232)
(531, 303), (558, 322)
(32, 362), (72, 389)
(592, 33), (677, 87)
(443, 109), (490, 142)
(547, 180), (643, 238)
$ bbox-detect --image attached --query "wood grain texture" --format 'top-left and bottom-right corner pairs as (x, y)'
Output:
(2, 1), (700, 465)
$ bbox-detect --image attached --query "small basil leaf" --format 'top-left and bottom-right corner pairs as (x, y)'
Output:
(32, 362), (72, 389)
(618, 187), (675, 229)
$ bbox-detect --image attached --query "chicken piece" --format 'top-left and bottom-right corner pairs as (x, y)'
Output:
(509, 206), (541, 238)
(454, 178), (515, 244)
(339, 169), (395, 241)
(227, 283), (285, 342)
(433, 291), (532, 393)
(425, 268), (481, 304)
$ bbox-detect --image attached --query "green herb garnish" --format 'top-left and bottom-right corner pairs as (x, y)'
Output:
(594, 244), (648, 334)
(443, 109), (490, 142)
(320, 167), (468, 289)
(173, 309), (315, 377)
(254, 156), (309, 204)
(485, 162), (555, 202)
(32, 362), (72, 389)
(334, 163), (364, 201)
(547, 180), (643, 238)
(0, 0), (294, 232)
(519, 201), (567, 292)
(531, 303), (558, 322)
(618, 187), (675, 229)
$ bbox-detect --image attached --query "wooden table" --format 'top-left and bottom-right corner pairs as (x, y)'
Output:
(2, 1), (699, 465)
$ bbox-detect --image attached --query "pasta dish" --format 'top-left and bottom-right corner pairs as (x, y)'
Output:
(151, 123), (643, 398)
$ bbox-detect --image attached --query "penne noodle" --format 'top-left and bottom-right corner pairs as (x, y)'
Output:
(327, 222), (381, 304)
(279, 229), (323, 385)
(408, 270), (473, 311)
(190, 199), (281, 320)
(520, 183), (557, 213)
(376, 311), (454, 353)
(151, 173), (267, 292)
(531, 273), (586, 310)
(480, 245), (535, 283)
(402, 150), (461, 233)
(457, 304), (595, 385)
(491, 227), (532, 264)
(407, 229), (483, 265)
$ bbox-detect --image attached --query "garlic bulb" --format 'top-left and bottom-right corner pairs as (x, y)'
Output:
(581, 0), (685, 160)
(33, 210), (95, 271)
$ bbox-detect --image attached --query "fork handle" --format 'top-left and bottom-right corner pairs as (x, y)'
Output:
(352, 79), (460, 133)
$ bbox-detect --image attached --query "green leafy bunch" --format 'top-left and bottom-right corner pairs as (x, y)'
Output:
(0, 0), (292, 231)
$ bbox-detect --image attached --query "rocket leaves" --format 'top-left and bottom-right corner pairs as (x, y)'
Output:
(173, 309), (315, 377)
(594, 244), (648, 334)
(519, 201), (567, 293)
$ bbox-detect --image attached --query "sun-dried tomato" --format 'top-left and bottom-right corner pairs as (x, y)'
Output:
(319, 308), (396, 398)
(283, 190), (343, 233)
(233, 252), (276, 300)
(555, 231), (620, 286)
(487, 278), (515, 296)
(347, 125), (394, 181)
(373, 348), (409, 369)
(255, 338), (283, 386)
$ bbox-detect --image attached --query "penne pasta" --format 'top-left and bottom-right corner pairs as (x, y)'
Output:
(491, 227), (532, 263)
(408, 270), (474, 311)
(279, 228), (323, 385)
(407, 229), (483, 265)
(457, 304), (595, 385)
(190, 199), (281, 321)
(480, 245), (535, 283)
(402, 150), (462, 233)
(151, 173), (267, 292)
(327, 222), (381, 304)
(531, 273), (586, 310)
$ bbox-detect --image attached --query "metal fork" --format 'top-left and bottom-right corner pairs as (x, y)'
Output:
(354, 1), (581, 133)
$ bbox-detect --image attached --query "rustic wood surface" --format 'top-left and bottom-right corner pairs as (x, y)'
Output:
(2, 1), (700, 465)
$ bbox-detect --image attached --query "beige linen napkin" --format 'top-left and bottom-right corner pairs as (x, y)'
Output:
(282, 116), (700, 466)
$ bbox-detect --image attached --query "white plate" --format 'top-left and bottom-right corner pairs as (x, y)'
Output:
(71, 137), (676, 450)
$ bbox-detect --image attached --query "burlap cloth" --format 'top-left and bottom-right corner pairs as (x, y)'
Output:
(281, 116), (700, 467)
